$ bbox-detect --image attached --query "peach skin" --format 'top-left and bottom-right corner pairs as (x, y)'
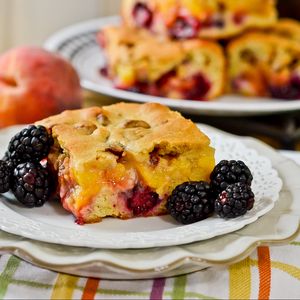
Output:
(0, 46), (82, 128)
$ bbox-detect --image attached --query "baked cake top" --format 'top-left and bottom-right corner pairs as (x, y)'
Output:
(38, 102), (211, 165)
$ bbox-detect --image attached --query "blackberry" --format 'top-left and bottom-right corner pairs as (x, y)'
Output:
(12, 162), (52, 208)
(0, 160), (12, 193)
(215, 182), (255, 218)
(210, 160), (253, 196)
(2, 151), (18, 170)
(8, 125), (53, 164)
(167, 181), (214, 225)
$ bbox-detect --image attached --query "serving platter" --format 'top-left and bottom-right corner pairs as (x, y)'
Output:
(0, 125), (282, 249)
(44, 16), (300, 116)
(0, 125), (298, 279)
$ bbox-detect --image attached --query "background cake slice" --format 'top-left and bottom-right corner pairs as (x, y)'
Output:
(98, 26), (225, 100)
(227, 32), (300, 100)
(38, 103), (215, 224)
(268, 18), (300, 44)
(121, 0), (277, 39)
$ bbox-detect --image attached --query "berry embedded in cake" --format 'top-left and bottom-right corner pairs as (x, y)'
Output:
(98, 26), (225, 100)
(37, 103), (215, 224)
(122, 0), (277, 39)
(227, 32), (300, 100)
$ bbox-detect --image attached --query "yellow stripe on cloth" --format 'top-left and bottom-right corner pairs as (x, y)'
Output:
(229, 257), (252, 300)
(271, 261), (300, 281)
(51, 274), (79, 299)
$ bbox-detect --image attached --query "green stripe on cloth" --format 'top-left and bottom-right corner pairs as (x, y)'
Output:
(172, 275), (187, 300)
(165, 291), (216, 299)
(185, 292), (217, 299)
(89, 289), (149, 298)
(291, 242), (300, 246)
(10, 279), (52, 290)
(0, 256), (21, 299)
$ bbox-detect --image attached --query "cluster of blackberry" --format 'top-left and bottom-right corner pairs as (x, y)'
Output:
(0, 125), (54, 207)
(167, 160), (255, 224)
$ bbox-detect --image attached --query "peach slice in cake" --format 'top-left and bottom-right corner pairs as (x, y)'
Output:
(37, 103), (215, 224)
(98, 26), (225, 101)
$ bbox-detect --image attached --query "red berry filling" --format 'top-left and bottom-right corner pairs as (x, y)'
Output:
(269, 76), (300, 100)
(100, 66), (109, 77)
(127, 186), (160, 216)
(132, 2), (153, 28)
(169, 16), (200, 39)
(121, 71), (211, 100)
(233, 12), (246, 25)
(180, 74), (211, 100)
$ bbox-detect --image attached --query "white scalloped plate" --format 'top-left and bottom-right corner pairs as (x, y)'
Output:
(0, 127), (299, 279)
(44, 16), (300, 117)
(0, 125), (282, 249)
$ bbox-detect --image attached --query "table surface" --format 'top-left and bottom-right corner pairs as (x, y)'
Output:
(0, 150), (299, 300)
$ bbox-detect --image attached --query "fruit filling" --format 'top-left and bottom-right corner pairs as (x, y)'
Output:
(132, 2), (153, 28)
(231, 73), (300, 100)
(269, 75), (300, 100)
(118, 71), (212, 101)
(126, 185), (160, 216)
(169, 16), (201, 39)
(55, 148), (164, 220)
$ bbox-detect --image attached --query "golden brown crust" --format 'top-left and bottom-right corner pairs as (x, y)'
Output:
(39, 103), (211, 159)
(122, 0), (277, 39)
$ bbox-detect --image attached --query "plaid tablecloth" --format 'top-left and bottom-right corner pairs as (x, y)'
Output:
(0, 151), (300, 300)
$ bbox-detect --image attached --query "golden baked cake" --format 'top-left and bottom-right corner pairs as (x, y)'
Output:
(38, 103), (215, 224)
(227, 32), (300, 99)
(98, 26), (225, 100)
(269, 18), (300, 44)
(121, 0), (277, 39)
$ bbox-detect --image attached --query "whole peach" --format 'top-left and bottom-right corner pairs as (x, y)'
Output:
(0, 46), (82, 127)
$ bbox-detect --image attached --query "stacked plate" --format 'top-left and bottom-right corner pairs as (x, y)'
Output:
(44, 16), (300, 117)
(0, 125), (299, 279)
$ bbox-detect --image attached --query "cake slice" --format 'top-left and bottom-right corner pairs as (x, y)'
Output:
(269, 18), (300, 44)
(38, 103), (215, 224)
(98, 26), (225, 100)
(227, 32), (300, 99)
(121, 0), (277, 39)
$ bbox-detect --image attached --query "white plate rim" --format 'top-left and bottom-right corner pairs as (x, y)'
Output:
(0, 125), (282, 249)
(0, 127), (299, 279)
(43, 15), (300, 116)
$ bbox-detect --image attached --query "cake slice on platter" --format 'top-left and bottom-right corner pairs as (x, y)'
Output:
(227, 32), (300, 100)
(268, 18), (300, 44)
(38, 103), (215, 224)
(98, 26), (225, 100)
